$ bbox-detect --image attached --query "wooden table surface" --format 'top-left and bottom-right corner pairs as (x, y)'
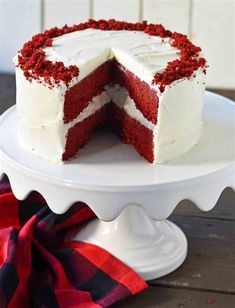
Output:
(0, 74), (235, 308)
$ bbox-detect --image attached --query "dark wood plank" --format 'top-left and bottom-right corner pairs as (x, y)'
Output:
(208, 88), (235, 101)
(0, 74), (15, 115)
(150, 217), (235, 293)
(114, 287), (235, 308)
(172, 188), (235, 221)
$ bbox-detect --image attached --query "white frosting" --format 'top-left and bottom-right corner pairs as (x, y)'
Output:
(43, 29), (180, 86)
(16, 28), (206, 164)
(106, 85), (155, 131)
(154, 70), (206, 163)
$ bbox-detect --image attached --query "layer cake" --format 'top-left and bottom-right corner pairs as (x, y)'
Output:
(15, 20), (206, 163)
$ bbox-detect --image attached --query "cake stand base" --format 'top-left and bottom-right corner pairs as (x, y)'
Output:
(69, 205), (187, 280)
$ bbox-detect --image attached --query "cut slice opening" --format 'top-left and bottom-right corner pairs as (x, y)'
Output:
(63, 61), (159, 163)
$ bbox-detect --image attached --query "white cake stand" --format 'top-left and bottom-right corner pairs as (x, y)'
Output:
(0, 91), (234, 280)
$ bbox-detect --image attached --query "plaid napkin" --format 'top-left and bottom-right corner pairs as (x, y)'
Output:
(0, 181), (147, 307)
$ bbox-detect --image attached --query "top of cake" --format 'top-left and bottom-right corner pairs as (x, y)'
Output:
(16, 19), (206, 93)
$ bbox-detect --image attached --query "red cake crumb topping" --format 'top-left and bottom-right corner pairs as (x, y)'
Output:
(17, 19), (206, 89)
(18, 34), (79, 85)
(153, 32), (206, 92)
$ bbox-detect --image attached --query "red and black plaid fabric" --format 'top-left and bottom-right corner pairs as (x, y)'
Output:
(0, 181), (147, 307)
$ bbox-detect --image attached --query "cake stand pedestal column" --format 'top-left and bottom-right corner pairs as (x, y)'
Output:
(71, 205), (187, 280)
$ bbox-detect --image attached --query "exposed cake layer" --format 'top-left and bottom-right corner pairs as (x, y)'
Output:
(62, 107), (108, 161)
(107, 85), (154, 131)
(64, 61), (112, 123)
(64, 60), (160, 126)
(17, 67), (205, 164)
(113, 62), (159, 124)
(60, 104), (154, 163)
(111, 104), (154, 163)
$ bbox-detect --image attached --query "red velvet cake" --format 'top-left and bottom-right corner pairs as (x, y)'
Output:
(15, 20), (206, 164)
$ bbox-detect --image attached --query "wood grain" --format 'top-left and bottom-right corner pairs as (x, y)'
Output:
(151, 216), (235, 293)
(173, 188), (235, 221)
(114, 287), (235, 308)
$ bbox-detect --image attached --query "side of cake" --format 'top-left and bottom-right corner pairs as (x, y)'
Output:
(15, 20), (206, 163)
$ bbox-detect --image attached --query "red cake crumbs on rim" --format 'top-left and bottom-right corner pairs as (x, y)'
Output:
(17, 19), (206, 90)
(153, 32), (206, 92)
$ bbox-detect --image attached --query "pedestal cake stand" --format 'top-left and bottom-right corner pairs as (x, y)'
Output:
(0, 91), (234, 280)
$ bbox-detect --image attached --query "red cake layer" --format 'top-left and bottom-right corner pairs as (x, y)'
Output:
(62, 104), (154, 162)
(111, 104), (154, 163)
(64, 61), (159, 126)
(64, 61), (112, 123)
(63, 60), (157, 161)
(113, 62), (158, 124)
(62, 107), (108, 161)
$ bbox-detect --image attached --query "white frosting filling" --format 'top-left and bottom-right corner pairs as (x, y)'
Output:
(16, 28), (206, 164)
(106, 85), (155, 131)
